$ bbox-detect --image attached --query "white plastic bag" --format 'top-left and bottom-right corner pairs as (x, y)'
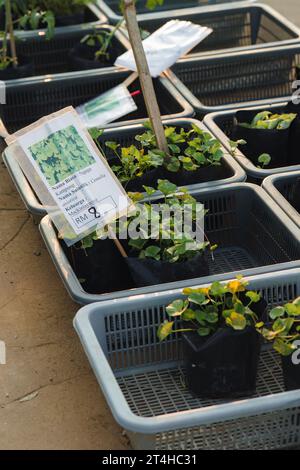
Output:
(115, 20), (212, 77)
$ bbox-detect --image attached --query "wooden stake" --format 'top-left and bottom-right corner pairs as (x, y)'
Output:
(108, 226), (128, 258)
(123, 0), (169, 155)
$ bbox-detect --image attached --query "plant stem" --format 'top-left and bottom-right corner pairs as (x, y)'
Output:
(98, 19), (123, 57)
(5, 0), (18, 67)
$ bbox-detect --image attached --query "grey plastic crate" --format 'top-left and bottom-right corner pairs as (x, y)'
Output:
(15, 24), (128, 77)
(167, 44), (300, 115)
(203, 100), (300, 183)
(96, 0), (256, 24)
(2, 118), (245, 219)
(263, 171), (300, 230)
(39, 183), (300, 305)
(74, 268), (300, 450)
(0, 68), (192, 136)
(123, 4), (300, 57)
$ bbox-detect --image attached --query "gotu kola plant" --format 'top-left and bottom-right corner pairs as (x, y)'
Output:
(77, 180), (217, 288)
(256, 298), (300, 391)
(91, 122), (225, 191)
(157, 276), (267, 398)
(158, 276), (263, 341)
(234, 110), (297, 169)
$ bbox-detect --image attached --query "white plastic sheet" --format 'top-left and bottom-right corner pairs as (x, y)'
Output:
(115, 20), (213, 77)
(76, 84), (138, 128)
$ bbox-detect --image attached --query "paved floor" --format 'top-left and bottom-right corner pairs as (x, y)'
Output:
(0, 0), (299, 451)
(264, 0), (300, 26)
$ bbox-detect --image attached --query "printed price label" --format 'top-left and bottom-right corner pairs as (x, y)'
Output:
(14, 108), (132, 244)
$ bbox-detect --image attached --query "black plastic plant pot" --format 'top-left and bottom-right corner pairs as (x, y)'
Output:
(70, 239), (133, 295)
(0, 55), (34, 80)
(181, 293), (267, 399)
(232, 110), (291, 169)
(15, 24), (127, 77)
(281, 355), (300, 392)
(182, 326), (261, 399)
(0, 69), (191, 134)
(125, 252), (209, 288)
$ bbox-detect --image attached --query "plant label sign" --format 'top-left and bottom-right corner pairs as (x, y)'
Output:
(13, 108), (132, 245)
(115, 20), (213, 77)
(76, 84), (137, 128)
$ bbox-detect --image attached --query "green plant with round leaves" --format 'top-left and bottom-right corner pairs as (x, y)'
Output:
(256, 298), (300, 356)
(77, 180), (217, 262)
(239, 111), (297, 130)
(158, 276), (262, 341)
(257, 153), (271, 169)
(120, 180), (216, 264)
(103, 122), (225, 187)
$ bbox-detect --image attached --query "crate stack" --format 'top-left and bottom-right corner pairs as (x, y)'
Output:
(2, 0), (300, 451)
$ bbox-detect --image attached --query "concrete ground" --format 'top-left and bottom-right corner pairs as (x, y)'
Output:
(0, 0), (299, 451)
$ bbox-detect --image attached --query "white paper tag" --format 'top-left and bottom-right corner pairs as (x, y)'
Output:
(115, 20), (213, 77)
(76, 84), (138, 128)
(15, 108), (131, 243)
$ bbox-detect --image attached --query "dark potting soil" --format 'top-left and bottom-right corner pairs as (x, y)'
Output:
(233, 110), (291, 169)
(281, 355), (300, 391)
(0, 55), (34, 80)
(181, 295), (267, 399)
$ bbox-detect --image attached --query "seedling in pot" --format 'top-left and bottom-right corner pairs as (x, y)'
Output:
(257, 153), (271, 169)
(158, 276), (266, 398)
(256, 298), (300, 391)
(72, 20), (124, 68)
